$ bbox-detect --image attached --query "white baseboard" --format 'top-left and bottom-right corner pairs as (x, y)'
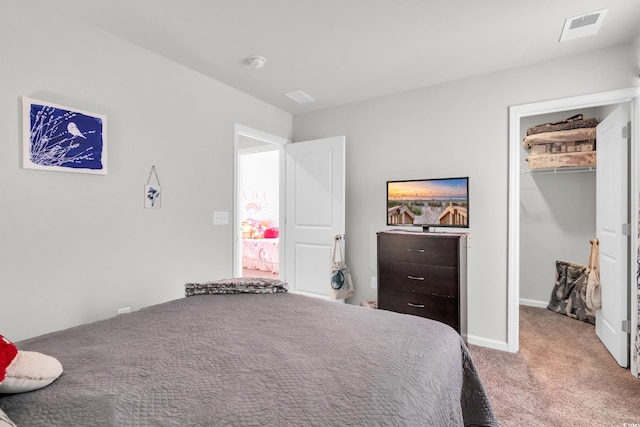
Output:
(467, 335), (510, 352)
(519, 298), (548, 308)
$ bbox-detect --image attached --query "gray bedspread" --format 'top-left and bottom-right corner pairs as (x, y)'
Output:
(1, 293), (497, 426)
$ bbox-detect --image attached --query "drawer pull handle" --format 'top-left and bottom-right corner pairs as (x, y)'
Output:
(407, 302), (425, 308)
(408, 248), (425, 253)
(407, 275), (425, 281)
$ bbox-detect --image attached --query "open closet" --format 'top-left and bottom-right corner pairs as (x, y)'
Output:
(513, 94), (636, 371)
(519, 106), (606, 309)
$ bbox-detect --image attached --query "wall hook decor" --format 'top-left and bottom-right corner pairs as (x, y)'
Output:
(144, 165), (161, 209)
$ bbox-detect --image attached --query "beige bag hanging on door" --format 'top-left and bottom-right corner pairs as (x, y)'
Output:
(586, 238), (601, 310)
(330, 235), (354, 300)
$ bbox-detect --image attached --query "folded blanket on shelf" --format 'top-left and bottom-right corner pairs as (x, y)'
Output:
(526, 114), (599, 136)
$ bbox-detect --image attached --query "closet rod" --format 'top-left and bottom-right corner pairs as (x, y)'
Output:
(521, 166), (596, 175)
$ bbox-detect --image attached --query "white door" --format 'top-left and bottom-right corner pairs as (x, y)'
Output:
(285, 136), (345, 297)
(596, 103), (630, 367)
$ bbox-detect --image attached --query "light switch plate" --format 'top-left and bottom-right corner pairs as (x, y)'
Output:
(213, 211), (229, 225)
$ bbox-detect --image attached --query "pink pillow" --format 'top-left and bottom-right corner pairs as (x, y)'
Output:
(264, 227), (279, 238)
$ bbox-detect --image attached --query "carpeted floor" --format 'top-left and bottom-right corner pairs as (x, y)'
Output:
(469, 305), (640, 426)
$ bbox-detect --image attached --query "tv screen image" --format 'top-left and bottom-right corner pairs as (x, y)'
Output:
(387, 177), (469, 229)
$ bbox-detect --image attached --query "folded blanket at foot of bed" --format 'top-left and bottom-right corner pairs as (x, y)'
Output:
(185, 277), (288, 296)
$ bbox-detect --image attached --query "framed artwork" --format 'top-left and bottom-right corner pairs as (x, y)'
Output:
(144, 166), (161, 209)
(22, 97), (107, 175)
(145, 184), (161, 209)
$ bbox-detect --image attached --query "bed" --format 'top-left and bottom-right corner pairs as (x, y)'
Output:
(242, 238), (279, 274)
(0, 283), (497, 426)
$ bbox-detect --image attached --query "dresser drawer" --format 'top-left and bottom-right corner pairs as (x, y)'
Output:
(378, 233), (458, 267)
(378, 287), (459, 331)
(378, 261), (458, 297)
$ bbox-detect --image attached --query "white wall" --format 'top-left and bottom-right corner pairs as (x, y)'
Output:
(239, 151), (280, 227)
(0, 2), (292, 341)
(293, 41), (640, 347)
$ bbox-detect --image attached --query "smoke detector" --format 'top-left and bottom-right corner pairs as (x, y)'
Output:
(247, 55), (266, 68)
(559, 9), (608, 42)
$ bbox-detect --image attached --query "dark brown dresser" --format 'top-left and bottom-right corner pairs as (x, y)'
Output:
(377, 230), (467, 341)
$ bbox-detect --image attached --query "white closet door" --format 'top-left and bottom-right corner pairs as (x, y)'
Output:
(596, 103), (630, 367)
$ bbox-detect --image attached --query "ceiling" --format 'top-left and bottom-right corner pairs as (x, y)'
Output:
(59, 0), (640, 115)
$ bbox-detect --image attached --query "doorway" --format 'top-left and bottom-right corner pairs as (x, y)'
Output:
(238, 143), (280, 279)
(507, 88), (640, 376)
(233, 126), (346, 297)
(233, 125), (289, 279)
(518, 106), (604, 311)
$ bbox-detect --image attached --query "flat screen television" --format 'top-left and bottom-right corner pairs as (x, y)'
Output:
(387, 177), (469, 231)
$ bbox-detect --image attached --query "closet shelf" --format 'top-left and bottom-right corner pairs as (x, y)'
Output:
(521, 165), (596, 175)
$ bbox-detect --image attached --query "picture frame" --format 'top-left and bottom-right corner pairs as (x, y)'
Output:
(144, 166), (161, 209)
(22, 97), (107, 175)
(145, 184), (161, 209)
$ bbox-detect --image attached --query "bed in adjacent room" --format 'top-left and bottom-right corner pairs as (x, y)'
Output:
(242, 237), (279, 274)
(0, 280), (497, 426)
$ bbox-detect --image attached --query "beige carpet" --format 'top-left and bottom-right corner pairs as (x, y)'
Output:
(469, 306), (640, 426)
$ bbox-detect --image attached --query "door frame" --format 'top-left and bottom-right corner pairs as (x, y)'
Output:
(507, 88), (640, 373)
(233, 124), (290, 278)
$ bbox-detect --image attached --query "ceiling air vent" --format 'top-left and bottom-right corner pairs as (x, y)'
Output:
(285, 90), (315, 104)
(559, 8), (608, 42)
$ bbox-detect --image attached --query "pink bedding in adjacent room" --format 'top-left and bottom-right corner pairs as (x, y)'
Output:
(242, 238), (279, 273)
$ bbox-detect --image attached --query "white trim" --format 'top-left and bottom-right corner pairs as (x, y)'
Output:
(233, 124), (290, 278)
(519, 299), (549, 309)
(467, 335), (509, 352)
(507, 103), (521, 353)
(238, 144), (279, 155)
(629, 96), (640, 378)
(235, 124), (290, 146)
(508, 88), (640, 362)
